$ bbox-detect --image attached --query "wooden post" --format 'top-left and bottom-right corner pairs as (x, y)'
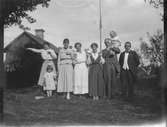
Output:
(99, 0), (102, 51)
(0, 0), (5, 122)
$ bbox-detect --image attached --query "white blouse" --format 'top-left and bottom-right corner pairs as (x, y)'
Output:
(40, 49), (57, 60)
(91, 52), (99, 60)
(75, 51), (87, 63)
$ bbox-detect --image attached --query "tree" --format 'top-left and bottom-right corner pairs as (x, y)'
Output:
(144, 0), (164, 20)
(147, 30), (164, 64)
(2, 0), (51, 30)
(139, 30), (164, 76)
(144, 0), (166, 107)
(145, 0), (163, 8)
(0, 0), (51, 89)
(140, 38), (149, 57)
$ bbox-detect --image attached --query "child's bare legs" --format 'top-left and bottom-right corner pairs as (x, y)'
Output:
(50, 90), (53, 96)
(46, 91), (50, 97)
(93, 96), (99, 100)
(66, 92), (70, 100)
(46, 90), (52, 97)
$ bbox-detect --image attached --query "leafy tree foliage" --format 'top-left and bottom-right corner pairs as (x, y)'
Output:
(139, 30), (164, 76)
(0, 0), (51, 88)
(144, 0), (164, 20)
(145, 0), (163, 8)
(2, 0), (50, 30)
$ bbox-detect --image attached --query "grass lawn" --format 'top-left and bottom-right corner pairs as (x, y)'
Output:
(3, 83), (163, 126)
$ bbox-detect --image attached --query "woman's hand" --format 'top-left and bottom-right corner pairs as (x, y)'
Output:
(47, 50), (51, 54)
(27, 48), (34, 51)
(100, 56), (105, 64)
(109, 49), (115, 55)
(73, 60), (78, 64)
(98, 51), (103, 56)
(86, 52), (91, 57)
(43, 81), (46, 87)
(85, 49), (91, 56)
(73, 53), (77, 59)
(66, 51), (72, 55)
(86, 55), (92, 65)
(85, 51), (91, 57)
(47, 49), (57, 59)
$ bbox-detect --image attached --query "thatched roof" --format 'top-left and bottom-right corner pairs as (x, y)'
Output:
(4, 31), (58, 72)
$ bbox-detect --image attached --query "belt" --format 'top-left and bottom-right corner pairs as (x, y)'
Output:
(60, 58), (72, 61)
(60, 63), (73, 65)
(75, 61), (85, 64)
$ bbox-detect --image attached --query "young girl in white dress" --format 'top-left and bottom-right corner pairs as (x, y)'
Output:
(43, 65), (57, 97)
(27, 43), (57, 87)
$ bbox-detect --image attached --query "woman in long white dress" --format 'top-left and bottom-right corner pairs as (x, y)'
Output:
(73, 42), (88, 95)
(27, 43), (57, 86)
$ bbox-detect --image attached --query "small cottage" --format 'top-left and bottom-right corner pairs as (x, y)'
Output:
(4, 29), (59, 88)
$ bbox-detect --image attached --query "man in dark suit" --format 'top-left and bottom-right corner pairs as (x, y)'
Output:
(119, 41), (140, 98)
(102, 38), (120, 99)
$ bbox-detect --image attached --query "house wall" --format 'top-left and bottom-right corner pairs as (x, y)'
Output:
(5, 33), (58, 88)
(6, 35), (43, 88)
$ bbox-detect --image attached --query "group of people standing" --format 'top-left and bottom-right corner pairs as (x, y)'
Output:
(27, 32), (140, 100)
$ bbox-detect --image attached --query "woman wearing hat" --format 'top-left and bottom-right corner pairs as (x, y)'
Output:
(87, 43), (105, 100)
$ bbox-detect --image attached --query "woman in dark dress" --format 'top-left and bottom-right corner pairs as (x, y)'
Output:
(87, 43), (105, 100)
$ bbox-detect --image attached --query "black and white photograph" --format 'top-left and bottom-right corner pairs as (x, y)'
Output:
(0, 0), (166, 126)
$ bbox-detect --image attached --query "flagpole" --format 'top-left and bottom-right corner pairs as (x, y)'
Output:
(99, 0), (102, 51)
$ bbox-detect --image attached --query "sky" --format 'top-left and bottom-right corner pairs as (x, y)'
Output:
(4, 0), (163, 51)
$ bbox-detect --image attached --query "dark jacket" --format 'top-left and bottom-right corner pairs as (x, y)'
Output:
(119, 50), (140, 74)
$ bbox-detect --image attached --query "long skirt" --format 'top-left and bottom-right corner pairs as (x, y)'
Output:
(57, 64), (74, 92)
(89, 64), (105, 97)
(38, 60), (56, 86)
(74, 63), (88, 94)
(103, 63), (117, 98)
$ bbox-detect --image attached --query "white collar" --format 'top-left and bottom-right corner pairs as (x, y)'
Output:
(91, 52), (98, 60)
(125, 52), (129, 54)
